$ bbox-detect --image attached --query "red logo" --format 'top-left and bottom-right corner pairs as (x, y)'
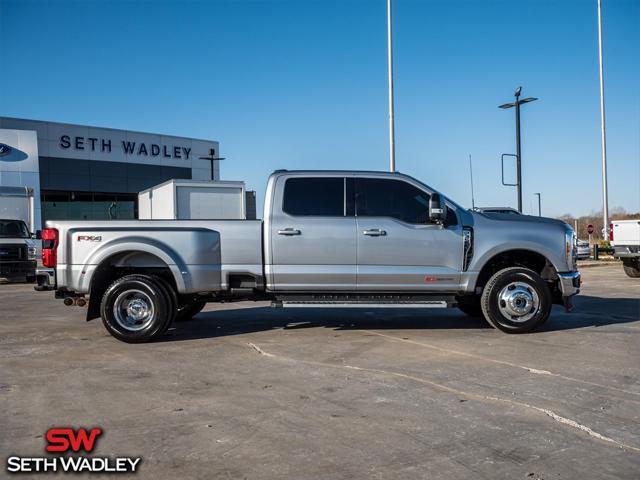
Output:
(45, 428), (103, 453)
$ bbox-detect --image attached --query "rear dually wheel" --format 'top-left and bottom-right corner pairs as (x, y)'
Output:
(100, 274), (173, 343)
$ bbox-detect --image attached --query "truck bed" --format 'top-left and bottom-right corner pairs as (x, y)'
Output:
(47, 219), (263, 294)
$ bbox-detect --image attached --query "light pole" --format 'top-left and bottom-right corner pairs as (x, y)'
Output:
(596, 0), (610, 239)
(534, 192), (541, 216)
(499, 87), (538, 213)
(387, 0), (396, 172)
(198, 148), (225, 181)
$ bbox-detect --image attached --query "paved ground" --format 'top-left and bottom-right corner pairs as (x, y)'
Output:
(1, 265), (639, 479)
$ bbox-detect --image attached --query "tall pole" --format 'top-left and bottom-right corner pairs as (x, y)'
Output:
(387, 0), (396, 172)
(597, 0), (609, 238)
(515, 92), (523, 213)
(469, 154), (476, 209)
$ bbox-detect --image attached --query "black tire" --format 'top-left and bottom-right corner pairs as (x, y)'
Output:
(149, 275), (178, 323)
(175, 301), (207, 322)
(622, 259), (640, 278)
(456, 295), (483, 317)
(25, 275), (36, 284)
(100, 274), (173, 343)
(481, 267), (551, 333)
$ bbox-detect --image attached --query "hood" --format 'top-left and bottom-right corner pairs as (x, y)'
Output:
(0, 237), (32, 246)
(470, 211), (570, 229)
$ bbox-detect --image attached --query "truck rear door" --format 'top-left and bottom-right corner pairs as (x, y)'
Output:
(268, 176), (356, 290)
(354, 177), (462, 291)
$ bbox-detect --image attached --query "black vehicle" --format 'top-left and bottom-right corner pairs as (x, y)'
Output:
(0, 219), (38, 282)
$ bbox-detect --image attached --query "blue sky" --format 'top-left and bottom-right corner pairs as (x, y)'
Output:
(1, 0), (638, 217)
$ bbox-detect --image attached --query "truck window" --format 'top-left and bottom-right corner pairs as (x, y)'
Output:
(356, 178), (431, 224)
(0, 220), (30, 238)
(283, 178), (345, 216)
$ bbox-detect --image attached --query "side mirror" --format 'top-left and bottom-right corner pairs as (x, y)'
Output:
(429, 193), (447, 224)
(34, 230), (42, 240)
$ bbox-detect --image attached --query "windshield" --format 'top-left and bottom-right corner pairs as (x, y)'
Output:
(0, 220), (30, 238)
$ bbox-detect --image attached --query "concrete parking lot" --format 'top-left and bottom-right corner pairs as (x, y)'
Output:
(1, 264), (639, 479)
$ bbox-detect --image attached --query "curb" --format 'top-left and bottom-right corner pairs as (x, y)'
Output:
(577, 261), (620, 269)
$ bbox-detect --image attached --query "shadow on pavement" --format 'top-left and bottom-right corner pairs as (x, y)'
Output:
(162, 295), (639, 343)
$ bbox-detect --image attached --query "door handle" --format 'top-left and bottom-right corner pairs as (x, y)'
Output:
(363, 229), (387, 237)
(278, 228), (301, 236)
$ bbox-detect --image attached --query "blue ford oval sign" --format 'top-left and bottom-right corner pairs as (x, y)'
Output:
(0, 143), (12, 157)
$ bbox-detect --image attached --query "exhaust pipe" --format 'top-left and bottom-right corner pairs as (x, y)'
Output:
(63, 298), (74, 306)
(76, 298), (87, 307)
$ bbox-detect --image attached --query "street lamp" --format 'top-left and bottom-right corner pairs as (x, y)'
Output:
(199, 148), (226, 181)
(499, 86), (538, 213)
(534, 192), (541, 216)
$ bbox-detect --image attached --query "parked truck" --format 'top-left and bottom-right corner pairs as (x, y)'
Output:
(35, 170), (580, 343)
(610, 219), (640, 277)
(0, 186), (39, 282)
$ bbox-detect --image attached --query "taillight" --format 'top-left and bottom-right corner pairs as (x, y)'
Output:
(609, 223), (614, 242)
(42, 228), (59, 268)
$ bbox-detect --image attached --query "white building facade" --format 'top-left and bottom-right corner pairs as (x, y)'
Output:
(0, 117), (220, 228)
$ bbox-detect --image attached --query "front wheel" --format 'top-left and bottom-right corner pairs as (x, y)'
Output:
(622, 259), (640, 278)
(481, 267), (552, 333)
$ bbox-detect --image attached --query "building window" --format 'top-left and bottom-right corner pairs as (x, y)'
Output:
(41, 191), (138, 224)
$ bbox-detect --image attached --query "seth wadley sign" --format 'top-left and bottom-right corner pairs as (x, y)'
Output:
(59, 135), (193, 159)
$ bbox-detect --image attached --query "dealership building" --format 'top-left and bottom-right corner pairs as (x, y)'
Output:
(0, 117), (226, 228)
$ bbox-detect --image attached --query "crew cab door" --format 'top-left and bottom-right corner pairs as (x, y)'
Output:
(268, 176), (356, 290)
(355, 177), (463, 291)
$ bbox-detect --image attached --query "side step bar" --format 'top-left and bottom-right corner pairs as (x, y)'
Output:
(272, 295), (457, 309)
(275, 301), (450, 309)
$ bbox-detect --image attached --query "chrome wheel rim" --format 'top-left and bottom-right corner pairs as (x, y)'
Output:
(497, 281), (539, 323)
(113, 289), (154, 331)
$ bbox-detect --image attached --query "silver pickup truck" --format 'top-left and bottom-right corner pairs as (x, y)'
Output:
(35, 170), (580, 343)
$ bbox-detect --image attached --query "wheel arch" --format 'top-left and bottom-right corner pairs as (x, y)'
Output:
(473, 249), (558, 293)
(86, 249), (180, 321)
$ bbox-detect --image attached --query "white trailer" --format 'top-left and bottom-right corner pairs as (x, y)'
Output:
(138, 179), (246, 220)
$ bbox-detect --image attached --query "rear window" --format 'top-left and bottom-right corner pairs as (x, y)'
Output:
(283, 178), (344, 216)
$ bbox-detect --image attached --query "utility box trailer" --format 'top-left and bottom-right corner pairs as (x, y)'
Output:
(138, 179), (246, 220)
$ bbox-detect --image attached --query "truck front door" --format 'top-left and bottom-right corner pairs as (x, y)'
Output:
(268, 176), (356, 290)
(355, 177), (462, 291)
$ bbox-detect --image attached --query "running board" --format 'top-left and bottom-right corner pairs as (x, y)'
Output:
(276, 301), (450, 309)
(272, 294), (457, 309)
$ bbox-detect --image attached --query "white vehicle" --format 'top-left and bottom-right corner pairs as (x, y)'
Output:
(0, 187), (39, 282)
(611, 220), (640, 277)
(138, 179), (246, 220)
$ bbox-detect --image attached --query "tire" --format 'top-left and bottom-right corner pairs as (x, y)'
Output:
(175, 301), (207, 322)
(622, 259), (640, 278)
(480, 267), (552, 333)
(149, 275), (178, 323)
(25, 275), (36, 284)
(100, 274), (173, 343)
(456, 295), (483, 317)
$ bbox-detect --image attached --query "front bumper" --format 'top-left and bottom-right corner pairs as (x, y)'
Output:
(558, 271), (581, 297)
(0, 260), (36, 278)
(34, 267), (56, 291)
